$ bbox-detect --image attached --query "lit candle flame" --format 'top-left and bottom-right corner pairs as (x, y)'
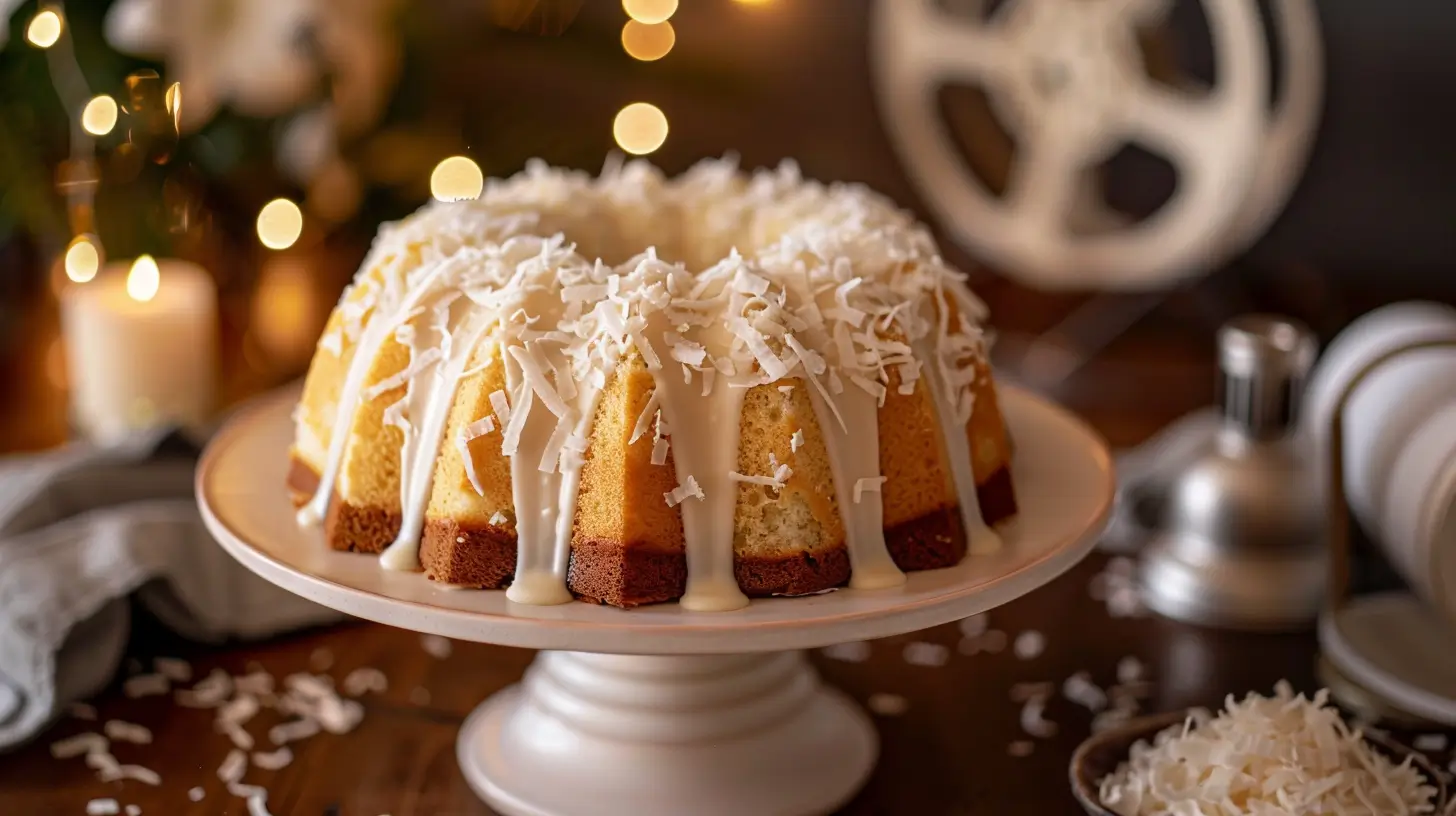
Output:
(127, 255), (160, 302)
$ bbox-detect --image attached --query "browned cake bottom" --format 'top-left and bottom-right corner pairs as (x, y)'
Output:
(288, 455), (1017, 608)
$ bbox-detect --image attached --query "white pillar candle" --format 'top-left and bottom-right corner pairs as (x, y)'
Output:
(59, 255), (218, 444)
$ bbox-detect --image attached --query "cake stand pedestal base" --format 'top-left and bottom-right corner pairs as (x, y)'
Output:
(457, 651), (876, 816)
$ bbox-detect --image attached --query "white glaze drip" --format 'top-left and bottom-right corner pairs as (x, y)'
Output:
(806, 385), (905, 589)
(380, 308), (492, 571)
(920, 340), (1001, 555)
(297, 257), (464, 527)
(500, 341), (614, 606)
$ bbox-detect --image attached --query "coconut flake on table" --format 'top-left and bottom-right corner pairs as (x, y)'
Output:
(1019, 696), (1057, 739)
(268, 718), (321, 745)
(125, 805), (140, 816)
(957, 613), (989, 639)
(123, 673), (170, 699)
(51, 732), (107, 759)
(409, 687), (432, 707)
(188, 787), (205, 802)
(85, 799), (120, 815)
(343, 667), (389, 697)
(153, 657), (192, 683)
(310, 648), (335, 671)
(819, 641), (871, 663)
(1012, 631), (1045, 660)
(1062, 671), (1108, 712)
(867, 693), (909, 716)
(104, 721), (152, 745)
(252, 747), (293, 771)
(1415, 733), (1449, 753)
(1115, 656), (1144, 685)
(902, 641), (950, 668)
(421, 634), (453, 660)
(1098, 683), (1439, 816)
(98, 764), (161, 785)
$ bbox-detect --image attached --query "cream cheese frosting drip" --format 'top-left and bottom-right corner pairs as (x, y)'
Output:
(298, 157), (999, 608)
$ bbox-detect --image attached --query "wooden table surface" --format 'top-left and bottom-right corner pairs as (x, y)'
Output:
(0, 316), (1385, 816)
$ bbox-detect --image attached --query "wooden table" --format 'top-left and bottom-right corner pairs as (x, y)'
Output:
(0, 326), (1357, 816)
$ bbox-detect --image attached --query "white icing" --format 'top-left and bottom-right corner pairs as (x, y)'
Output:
(920, 339), (1001, 555)
(295, 157), (1002, 608)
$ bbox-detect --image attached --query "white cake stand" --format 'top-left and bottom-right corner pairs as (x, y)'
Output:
(197, 385), (1113, 816)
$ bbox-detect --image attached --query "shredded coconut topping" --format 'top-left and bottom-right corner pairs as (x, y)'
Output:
(1098, 683), (1438, 815)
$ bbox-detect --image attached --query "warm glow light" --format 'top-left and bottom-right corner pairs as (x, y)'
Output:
(621, 20), (675, 61)
(81, 95), (119, 136)
(622, 0), (676, 24)
(64, 236), (100, 283)
(613, 102), (669, 156)
(26, 10), (62, 48)
(256, 198), (304, 250)
(127, 255), (160, 303)
(430, 155), (484, 201)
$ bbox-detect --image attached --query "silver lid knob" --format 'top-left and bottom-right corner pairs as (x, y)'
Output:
(1217, 314), (1317, 438)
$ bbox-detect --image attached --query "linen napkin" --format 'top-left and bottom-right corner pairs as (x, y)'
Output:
(0, 427), (342, 749)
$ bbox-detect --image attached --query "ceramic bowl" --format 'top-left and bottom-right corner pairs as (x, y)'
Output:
(1070, 709), (1450, 815)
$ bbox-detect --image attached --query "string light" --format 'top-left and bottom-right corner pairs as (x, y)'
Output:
(64, 235), (100, 283)
(126, 255), (160, 303)
(26, 9), (62, 48)
(622, 0), (676, 24)
(613, 102), (669, 156)
(430, 156), (484, 201)
(81, 95), (118, 136)
(621, 20), (675, 61)
(256, 198), (304, 250)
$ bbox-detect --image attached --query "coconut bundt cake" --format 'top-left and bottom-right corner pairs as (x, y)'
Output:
(288, 157), (1017, 611)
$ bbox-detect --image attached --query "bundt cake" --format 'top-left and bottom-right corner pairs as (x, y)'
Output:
(289, 157), (1017, 611)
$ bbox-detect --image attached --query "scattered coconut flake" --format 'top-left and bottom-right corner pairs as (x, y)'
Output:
(1019, 696), (1058, 738)
(665, 475), (704, 507)
(153, 657), (191, 684)
(1116, 656), (1144, 685)
(902, 641), (950, 668)
(820, 641), (871, 663)
(310, 648), (335, 671)
(125, 805), (140, 816)
(104, 720), (152, 745)
(85, 799), (120, 816)
(1012, 631), (1045, 660)
(421, 634), (453, 659)
(409, 687), (432, 707)
(221, 722), (255, 750)
(650, 437), (670, 466)
(1097, 683), (1438, 815)
(99, 764), (161, 786)
(123, 673), (170, 699)
(51, 732), (107, 759)
(68, 702), (98, 721)
(188, 787), (205, 802)
(245, 791), (273, 816)
(867, 693), (909, 716)
(217, 749), (247, 783)
(778, 385), (794, 395)
(1063, 671), (1109, 712)
(489, 510), (509, 526)
(853, 476), (887, 504)
(1007, 740), (1035, 757)
(488, 389), (512, 427)
(177, 669), (232, 708)
(268, 718), (320, 746)
(343, 667), (389, 697)
(957, 613), (989, 638)
(233, 671), (275, 698)
(252, 747), (294, 770)
(790, 429), (805, 453)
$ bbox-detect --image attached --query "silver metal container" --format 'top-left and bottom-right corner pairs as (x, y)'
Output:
(1140, 315), (1327, 630)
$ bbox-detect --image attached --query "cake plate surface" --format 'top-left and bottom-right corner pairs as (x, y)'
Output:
(198, 385), (1114, 816)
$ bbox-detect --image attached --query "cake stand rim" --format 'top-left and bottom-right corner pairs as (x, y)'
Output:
(196, 383), (1113, 654)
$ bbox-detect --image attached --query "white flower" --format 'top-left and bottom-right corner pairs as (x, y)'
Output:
(104, 0), (398, 134)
